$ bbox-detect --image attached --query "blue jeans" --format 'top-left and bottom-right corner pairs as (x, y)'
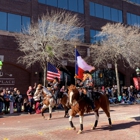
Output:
(28, 98), (34, 113)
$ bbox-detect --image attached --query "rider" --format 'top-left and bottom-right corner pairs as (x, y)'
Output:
(78, 70), (95, 110)
(51, 77), (60, 105)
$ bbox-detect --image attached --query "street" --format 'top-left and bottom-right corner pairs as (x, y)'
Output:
(0, 104), (140, 140)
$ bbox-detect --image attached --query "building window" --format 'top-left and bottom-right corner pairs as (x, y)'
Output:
(90, 2), (122, 22)
(47, 0), (57, 7)
(127, 13), (140, 25)
(8, 13), (21, 32)
(90, 29), (101, 44)
(129, 0), (140, 5)
(58, 0), (68, 9)
(95, 3), (103, 18)
(38, 0), (84, 14)
(0, 11), (30, 33)
(38, 0), (45, 4)
(68, 0), (78, 12)
(0, 12), (7, 31)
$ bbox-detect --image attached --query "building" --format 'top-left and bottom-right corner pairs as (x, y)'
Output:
(0, 0), (140, 93)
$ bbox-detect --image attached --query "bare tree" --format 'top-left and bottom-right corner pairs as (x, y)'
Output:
(89, 23), (140, 96)
(15, 10), (84, 86)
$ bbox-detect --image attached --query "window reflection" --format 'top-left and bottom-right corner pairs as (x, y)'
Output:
(90, 29), (101, 44)
(90, 2), (122, 22)
(47, 0), (57, 7)
(0, 12), (7, 31)
(8, 13), (21, 32)
(38, 0), (84, 14)
(0, 11), (30, 33)
(127, 13), (140, 25)
(58, 0), (67, 9)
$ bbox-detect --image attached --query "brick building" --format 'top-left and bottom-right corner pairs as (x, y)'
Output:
(0, 0), (140, 94)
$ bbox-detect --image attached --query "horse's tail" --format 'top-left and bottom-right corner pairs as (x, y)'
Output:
(104, 94), (110, 113)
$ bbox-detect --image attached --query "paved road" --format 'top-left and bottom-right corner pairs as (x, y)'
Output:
(0, 104), (140, 140)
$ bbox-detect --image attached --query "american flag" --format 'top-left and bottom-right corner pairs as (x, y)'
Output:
(47, 62), (61, 81)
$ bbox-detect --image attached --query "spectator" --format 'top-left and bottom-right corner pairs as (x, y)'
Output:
(26, 86), (34, 114)
(9, 91), (14, 114)
(0, 90), (4, 115)
(16, 90), (23, 113)
(23, 98), (30, 113)
(3, 89), (10, 113)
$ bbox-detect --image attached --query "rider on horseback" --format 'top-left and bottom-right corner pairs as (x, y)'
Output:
(78, 70), (95, 110)
(51, 77), (60, 105)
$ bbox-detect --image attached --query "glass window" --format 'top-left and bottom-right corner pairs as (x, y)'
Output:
(78, 28), (84, 42)
(138, 16), (140, 24)
(111, 8), (118, 22)
(90, 30), (96, 43)
(8, 13), (21, 32)
(95, 30), (101, 42)
(47, 0), (57, 7)
(103, 6), (111, 20)
(127, 13), (131, 25)
(95, 3), (103, 18)
(38, 0), (46, 4)
(78, 0), (84, 13)
(131, 14), (137, 25)
(90, 2), (95, 16)
(58, 0), (67, 9)
(118, 10), (122, 23)
(22, 16), (30, 30)
(0, 12), (7, 31)
(68, 0), (77, 12)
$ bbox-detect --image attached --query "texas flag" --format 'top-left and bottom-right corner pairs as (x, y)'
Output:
(75, 49), (95, 80)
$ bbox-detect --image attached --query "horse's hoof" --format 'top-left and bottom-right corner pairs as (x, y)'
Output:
(77, 130), (82, 134)
(109, 125), (112, 128)
(91, 126), (96, 130)
(72, 126), (76, 130)
(48, 118), (51, 120)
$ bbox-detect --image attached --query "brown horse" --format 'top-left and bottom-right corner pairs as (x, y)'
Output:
(68, 84), (112, 134)
(34, 84), (70, 119)
(34, 84), (56, 119)
(60, 93), (70, 118)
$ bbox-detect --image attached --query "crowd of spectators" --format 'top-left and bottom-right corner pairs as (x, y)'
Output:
(0, 84), (140, 115)
(103, 85), (140, 105)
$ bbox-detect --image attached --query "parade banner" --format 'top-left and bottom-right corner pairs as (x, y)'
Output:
(133, 77), (140, 90)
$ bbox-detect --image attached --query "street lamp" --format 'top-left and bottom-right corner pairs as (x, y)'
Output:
(135, 67), (140, 77)
(0, 60), (3, 70)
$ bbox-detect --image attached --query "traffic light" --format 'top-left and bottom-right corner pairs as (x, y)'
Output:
(0, 60), (3, 70)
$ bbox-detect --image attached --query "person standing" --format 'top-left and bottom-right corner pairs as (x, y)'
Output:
(51, 77), (60, 105)
(0, 90), (4, 115)
(9, 91), (14, 114)
(16, 90), (23, 113)
(26, 86), (34, 114)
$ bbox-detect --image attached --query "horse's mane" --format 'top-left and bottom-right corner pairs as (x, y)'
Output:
(42, 87), (52, 96)
(68, 84), (79, 95)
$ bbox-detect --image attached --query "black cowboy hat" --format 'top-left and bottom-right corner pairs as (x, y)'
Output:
(83, 70), (90, 74)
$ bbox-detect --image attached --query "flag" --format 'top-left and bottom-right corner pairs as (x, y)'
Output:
(75, 49), (95, 80)
(133, 77), (140, 90)
(47, 62), (61, 81)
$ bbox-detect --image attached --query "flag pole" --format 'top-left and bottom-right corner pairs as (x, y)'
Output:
(75, 46), (77, 86)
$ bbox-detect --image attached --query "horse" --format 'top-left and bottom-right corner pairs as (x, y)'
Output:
(34, 84), (70, 119)
(34, 84), (56, 119)
(58, 92), (70, 118)
(68, 84), (112, 134)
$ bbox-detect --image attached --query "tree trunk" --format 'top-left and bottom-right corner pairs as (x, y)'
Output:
(43, 64), (47, 87)
(114, 62), (120, 96)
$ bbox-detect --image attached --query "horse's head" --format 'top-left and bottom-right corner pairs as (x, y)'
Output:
(34, 84), (43, 96)
(68, 84), (79, 105)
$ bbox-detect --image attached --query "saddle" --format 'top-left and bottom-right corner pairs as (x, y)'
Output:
(92, 92), (101, 100)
